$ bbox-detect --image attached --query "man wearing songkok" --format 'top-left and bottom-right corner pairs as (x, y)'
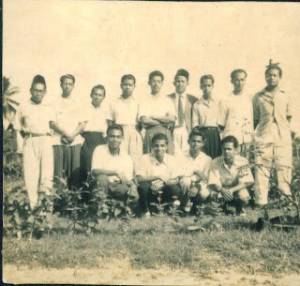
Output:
(208, 135), (254, 216)
(192, 74), (222, 158)
(136, 133), (187, 217)
(91, 124), (138, 209)
(80, 84), (110, 182)
(138, 70), (176, 154)
(218, 69), (254, 158)
(252, 61), (293, 206)
(167, 69), (199, 155)
(50, 74), (87, 188)
(109, 74), (143, 161)
(19, 75), (54, 209)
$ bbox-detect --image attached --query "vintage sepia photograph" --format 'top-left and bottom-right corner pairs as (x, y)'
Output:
(2, 0), (300, 285)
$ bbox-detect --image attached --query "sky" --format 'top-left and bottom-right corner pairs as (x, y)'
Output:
(3, 0), (300, 134)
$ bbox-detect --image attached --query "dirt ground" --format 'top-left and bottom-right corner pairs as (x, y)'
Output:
(3, 259), (300, 286)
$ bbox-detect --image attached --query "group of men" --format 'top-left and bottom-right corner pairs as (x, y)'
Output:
(15, 60), (293, 217)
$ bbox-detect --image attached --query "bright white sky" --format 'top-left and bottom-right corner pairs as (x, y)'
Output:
(3, 0), (300, 134)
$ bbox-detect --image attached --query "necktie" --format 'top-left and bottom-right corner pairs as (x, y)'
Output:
(178, 95), (185, 127)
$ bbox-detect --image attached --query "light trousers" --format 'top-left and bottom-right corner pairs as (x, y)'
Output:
(254, 143), (292, 206)
(23, 136), (54, 209)
(173, 126), (189, 155)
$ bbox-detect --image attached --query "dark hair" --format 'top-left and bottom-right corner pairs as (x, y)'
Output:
(221, 135), (239, 149)
(148, 70), (164, 82)
(151, 133), (168, 146)
(200, 74), (214, 85)
(230, 69), (247, 80)
(31, 74), (46, 89)
(60, 74), (75, 85)
(106, 124), (124, 136)
(121, 74), (136, 85)
(175, 69), (189, 81)
(188, 128), (206, 142)
(90, 84), (106, 97)
(265, 63), (282, 78)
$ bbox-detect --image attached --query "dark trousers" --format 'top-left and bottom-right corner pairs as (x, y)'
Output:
(80, 132), (106, 182)
(138, 181), (184, 213)
(53, 144), (82, 189)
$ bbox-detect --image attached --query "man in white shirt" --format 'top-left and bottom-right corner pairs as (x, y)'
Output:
(252, 61), (293, 206)
(19, 75), (54, 210)
(80, 84), (110, 182)
(167, 69), (198, 155)
(218, 69), (253, 158)
(91, 124), (138, 209)
(179, 129), (212, 212)
(50, 74), (87, 188)
(136, 133), (186, 216)
(109, 74), (142, 161)
(138, 70), (176, 154)
(208, 135), (254, 216)
(192, 74), (222, 158)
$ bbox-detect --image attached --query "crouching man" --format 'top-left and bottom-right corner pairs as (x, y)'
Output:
(179, 128), (212, 213)
(207, 135), (254, 216)
(136, 133), (186, 217)
(91, 124), (138, 211)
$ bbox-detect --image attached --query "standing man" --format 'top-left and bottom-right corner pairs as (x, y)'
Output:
(80, 84), (109, 183)
(19, 75), (54, 210)
(50, 74), (87, 188)
(109, 74), (143, 161)
(218, 69), (253, 158)
(168, 69), (199, 155)
(208, 136), (254, 216)
(138, 70), (176, 154)
(192, 74), (222, 158)
(91, 124), (138, 211)
(253, 61), (293, 206)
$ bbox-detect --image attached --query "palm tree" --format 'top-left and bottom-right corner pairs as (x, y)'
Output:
(2, 76), (19, 130)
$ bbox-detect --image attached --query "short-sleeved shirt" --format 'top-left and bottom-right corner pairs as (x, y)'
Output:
(135, 153), (180, 182)
(52, 96), (86, 145)
(208, 155), (254, 189)
(110, 96), (139, 126)
(83, 102), (110, 133)
(253, 88), (292, 146)
(218, 92), (254, 144)
(139, 93), (175, 119)
(182, 151), (212, 181)
(18, 99), (55, 134)
(92, 145), (133, 181)
(192, 97), (220, 127)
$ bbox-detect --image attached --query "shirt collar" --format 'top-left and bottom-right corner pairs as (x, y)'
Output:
(199, 96), (214, 107)
(150, 153), (169, 166)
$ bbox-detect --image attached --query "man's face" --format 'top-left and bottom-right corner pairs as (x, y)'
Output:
(232, 72), (246, 93)
(189, 135), (204, 153)
(91, 88), (105, 107)
(174, 76), (188, 94)
(107, 129), (123, 150)
(265, 68), (281, 88)
(121, 79), (135, 98)
(61, 78), (74, 96)
(222, 142), (237, 162)
(149, 76), (163, 94)
(200, 79), (213, 96)
(30, 83), (46, 104)
(152, 139), (168, 160)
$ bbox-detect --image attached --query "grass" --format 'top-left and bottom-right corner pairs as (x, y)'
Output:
(3, 214), (300, 275)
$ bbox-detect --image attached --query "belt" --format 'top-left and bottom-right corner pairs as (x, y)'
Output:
(25, 132), (50, 137)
